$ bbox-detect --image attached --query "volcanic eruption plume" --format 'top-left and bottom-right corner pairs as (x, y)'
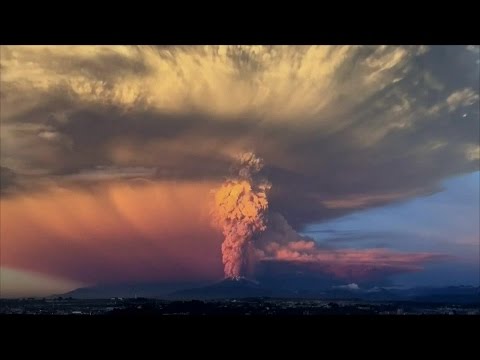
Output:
(211, 152), (271, 278)
(211, 153), (444, 282)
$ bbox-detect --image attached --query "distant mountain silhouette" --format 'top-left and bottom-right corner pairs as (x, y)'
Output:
(55, 279), (480, 303)
(405, 285), (480, 303)
(54, 281), (210, 299)
(359, 285), (480, 303)
(170, 277), (291, 299)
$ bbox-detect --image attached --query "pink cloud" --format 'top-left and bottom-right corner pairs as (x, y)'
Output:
(0, 185), (451, 286)
(259, 244), (448, 280)
(0, 181), (224, 284)
(255, 212), (449, 281)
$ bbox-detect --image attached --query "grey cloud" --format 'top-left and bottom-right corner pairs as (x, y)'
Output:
(0, 166), (18, 194)
(1, 45), (478, 230)
(63, 166), (158, 181)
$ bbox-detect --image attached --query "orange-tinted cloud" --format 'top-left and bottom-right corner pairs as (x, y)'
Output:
(0, 180), (224, 284)
(259, 243), (447, 281)
(254, 213), (448, 281)
(1, 183), (447, 286)
(1, 46), (478, 230)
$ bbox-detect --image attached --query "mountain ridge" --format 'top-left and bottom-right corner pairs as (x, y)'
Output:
(53, 280), (480, 303)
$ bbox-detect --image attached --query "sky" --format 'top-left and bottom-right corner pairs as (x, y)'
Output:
(302, 171), (480, 287)
(0, 45), (479, 297)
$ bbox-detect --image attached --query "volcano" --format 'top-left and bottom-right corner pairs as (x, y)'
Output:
(169, 277), (287, 299)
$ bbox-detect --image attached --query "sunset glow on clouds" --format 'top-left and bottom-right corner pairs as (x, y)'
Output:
(0, 45), (478, 296)
(1, 179), (448, 287)
(1, 181), (223, 284)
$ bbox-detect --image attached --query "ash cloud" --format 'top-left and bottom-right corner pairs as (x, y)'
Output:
(211, 152), (271, 278)
(253, 211), (446, 281)
(0, 46), (478, 284)
(0, 166), (18, 195)
(1, 46), (478, 229)
(209, 155), (446, 281)
(0, 181), (224, 284)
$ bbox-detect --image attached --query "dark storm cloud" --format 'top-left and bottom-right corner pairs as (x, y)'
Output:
(1, 45), (479, 230)
(0, 166), (18, 194)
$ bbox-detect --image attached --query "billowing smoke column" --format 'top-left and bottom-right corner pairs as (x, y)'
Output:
(211, 152), (271, 278)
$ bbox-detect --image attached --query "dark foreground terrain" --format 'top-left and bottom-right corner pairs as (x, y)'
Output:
(1, 297), (479, 316)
